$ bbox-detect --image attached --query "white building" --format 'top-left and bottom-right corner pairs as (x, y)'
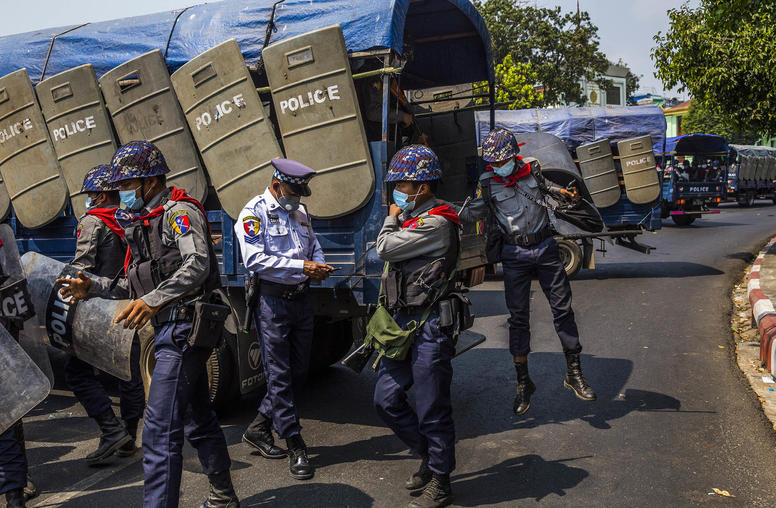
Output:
(577, 63), (628, 107)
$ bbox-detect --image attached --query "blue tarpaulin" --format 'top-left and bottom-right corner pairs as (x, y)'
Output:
(475, 106), (667, 154)
(664, 133), (729, 155)
(0, 0), (493, 89)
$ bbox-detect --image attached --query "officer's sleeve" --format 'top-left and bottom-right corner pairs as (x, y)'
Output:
(457, 183), (488, 224)
(141, 203), (211, 308)
(235, 205), (305, 275)
(376, 215), (451, 263)
(86, 275), (129, 299)
(70, 217), (100, 272)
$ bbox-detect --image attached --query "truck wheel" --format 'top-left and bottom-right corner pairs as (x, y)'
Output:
(556, 239), (583, 279)
(737, 195), (749, 207)
(671, 214), (696, 226)
(309, 318), (355, 373)
(746, 193), (755, 207)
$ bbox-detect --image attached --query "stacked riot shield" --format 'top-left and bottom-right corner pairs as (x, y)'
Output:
(576, 139), (621, 208)
(37, 64), (119, 217)
(100, 50), (208, 202)
(0, 173), (10, 221)
(0, 69), (69, 228)
(617, 136), (661, 204)
(263, 25), (375, 218)
(171, 39), (283, 219)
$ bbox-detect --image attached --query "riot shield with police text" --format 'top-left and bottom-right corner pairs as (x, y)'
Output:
(22, 252), (135, 380)
(172, 39), (283, 218)
(100, 51), (208, 202)
(0, 323), (50, 434)
(0, 224), (35, 322)
(263, 25), (375, 218)
(617, 136), (661, 205)
(0, 69), (69, 228)
(576, 139), (621, 208)
(0, 175), (10, 222)
(37, 64), (119, 217)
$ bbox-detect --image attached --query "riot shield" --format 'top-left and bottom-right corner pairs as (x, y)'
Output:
(616, 136), (661, 204)
(0, 176), (10, 221)
(0, 69), (69, 228)
(171, 39), (283, 219)
(0, 323), (50, 434)
(263, 25), (375, 218)
(37, 64), (118, 217)
(0, 225), (35, 322)
(100, 50), (208, 202)
(576, 139), (621, 208)
(22, 252), (134, 381)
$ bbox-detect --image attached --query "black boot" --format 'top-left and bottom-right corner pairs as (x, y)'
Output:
(5, 488), (26, 508)
(85, 408), (132, 465)
(201, 470), (240, 508)
(286, 435), (314, 480)
(563, 351), (596, 401)
(405, 455), (432, 490)
(242, 415), (285, 459)
(408, 473), (453, 508)
(116, 418), (138, 458)
(513, 361), (536, 415)
(23, 474), (37, 501)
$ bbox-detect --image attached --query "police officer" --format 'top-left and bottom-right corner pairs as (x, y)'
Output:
(235, 159), (333, 481)
(459, 128), (596, 416)
(373, 145), (460, 508)
(57, 141), (238, 508)
(65, 165), (145, 464)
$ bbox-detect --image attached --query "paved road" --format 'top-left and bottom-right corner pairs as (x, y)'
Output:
(13, 202), (776, 507)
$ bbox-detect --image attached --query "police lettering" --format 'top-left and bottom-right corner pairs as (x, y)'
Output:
(51, 115), (97, 142)
(279, 85), (341, 114)
(1, 289), (28, 317)
(194, 94), (246, 131)
(625, 157), (649, 167)
(48, 277), (73, 349)
(0, 118), (33, 144)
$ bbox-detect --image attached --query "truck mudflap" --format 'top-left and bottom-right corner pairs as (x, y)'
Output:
(263, 25), (375, 219)
(576, 139), (621, 208)
(36, 64), (119, 218)
(100, 50), (208, 202)
(0, 69), (69, 229)
(617, 136), (661, 205)
(171, 39), (284, 219)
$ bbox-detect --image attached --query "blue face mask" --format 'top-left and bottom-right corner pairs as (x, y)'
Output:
(84, 197), (94, 210)
(120, 188), (144, 212)
(393, 189), (420, 212)
(493, 159), (516, 178)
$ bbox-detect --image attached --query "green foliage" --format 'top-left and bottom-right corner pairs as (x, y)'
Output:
(475, 0), (610, 105)
(652, 0), (776, 135)
(614, 58), (642, 101)
(682, 101), (760, 144)
(475, 55), (543, 109)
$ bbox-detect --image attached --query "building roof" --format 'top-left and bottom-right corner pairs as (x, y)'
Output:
(663, 99), (692, 116)
(606, 64), (630, 78)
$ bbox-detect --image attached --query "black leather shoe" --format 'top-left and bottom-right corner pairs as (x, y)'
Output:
(116, 418), (138, 457)
(86, 409), (132, 465)
(564, 351), (596, 401)
(242, 417), (285, 459)
(5, 488), (26, 508)
(405, 455), (432, 490)
(286, 435), (314, 480)
(513, 361), (536, 415)
(408, 473), (453, 508)
(201, 470), (240, 508)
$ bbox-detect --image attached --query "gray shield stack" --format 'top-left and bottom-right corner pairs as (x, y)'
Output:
(576, 139), (622, 208)
(617, 136), (661, 204)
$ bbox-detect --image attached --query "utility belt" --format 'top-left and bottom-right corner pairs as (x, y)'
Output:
(436, 292), (475, 340)
(504, 226), (554, 247)
(151, 292), (231, 350)
(260, 280), (310, 300)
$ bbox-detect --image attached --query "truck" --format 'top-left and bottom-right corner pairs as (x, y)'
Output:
(0, 0), (497, 406)
(473, 106), (666, 278)
(659, 133), (728, 226)
(726, 144), (776, 206)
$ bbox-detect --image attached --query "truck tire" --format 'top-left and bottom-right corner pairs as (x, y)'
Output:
(737, 195), (749, 207)
(556, 239), (583, 279)
(671, 214), (696, 226)
(746, 193), (755, 207)
(309, 318), (356, 373)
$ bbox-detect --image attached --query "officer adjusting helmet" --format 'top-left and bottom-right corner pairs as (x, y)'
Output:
(481, 128), (520, 163)
(109, 141), (170, 211)
(81, 164), (119, 210)
(385, 145), (442, 212)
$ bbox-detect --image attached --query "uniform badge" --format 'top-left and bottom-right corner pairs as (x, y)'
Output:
(77, 224), (83, 238)
(408, 217), (423, 229)
(169, 210), (190, 235)
(115, 209), (133, 228)
(243, 215), (261, 245)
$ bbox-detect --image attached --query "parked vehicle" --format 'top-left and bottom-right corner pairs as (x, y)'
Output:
(659, 134), (728, 226)
(0, 0), (495, 406)
(727, 144), (776, 206)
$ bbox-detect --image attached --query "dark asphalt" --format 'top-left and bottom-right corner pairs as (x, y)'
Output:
(14, 201), (776, 507)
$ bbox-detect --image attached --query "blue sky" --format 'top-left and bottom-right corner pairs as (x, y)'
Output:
(2, 0), (695, 97)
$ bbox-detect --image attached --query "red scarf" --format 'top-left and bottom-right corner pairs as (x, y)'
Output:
(402, 204), (461, 229)
(86, 207), (125, 239)
(123, 187), (209, 274)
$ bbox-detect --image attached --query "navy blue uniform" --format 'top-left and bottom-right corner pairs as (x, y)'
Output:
(0, 324), (27, 497)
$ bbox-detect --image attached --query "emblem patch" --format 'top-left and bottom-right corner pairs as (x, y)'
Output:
(77, 224), (83, 238)
(243, 215), (262, 245)
(169, 210), (190, 235)
(115, 209), (133, 228)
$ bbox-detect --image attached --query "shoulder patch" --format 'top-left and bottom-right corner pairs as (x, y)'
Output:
(243, 215), (262, 245)
(77, 224), (83, 238)
(114, 209), (133, 228)
(169, 210), (190, 235)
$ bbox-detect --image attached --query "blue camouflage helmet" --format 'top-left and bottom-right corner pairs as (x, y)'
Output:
(482, 128), (520, 162)
(109, 141), (170, 183)
(81, 164), (118, 192)
(385, 145), (442, 182)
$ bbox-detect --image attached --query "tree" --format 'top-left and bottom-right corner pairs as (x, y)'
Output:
(475, 55), (544, 110)
(652, 0), (776, 135)
(475, 0), (610, 106)
(614, 58), (641, 101)
(681, 101), (760, 144)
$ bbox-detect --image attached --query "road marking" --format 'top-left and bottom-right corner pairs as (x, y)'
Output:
(29, 456), (142, 507)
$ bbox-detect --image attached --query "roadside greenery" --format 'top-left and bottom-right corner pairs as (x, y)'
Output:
(682, 101), (760, 145)
(474, 56), (543, 110)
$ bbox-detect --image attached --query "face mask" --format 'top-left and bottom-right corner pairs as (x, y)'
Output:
(85, 197), (95, 210)
(393, 188), (421, 211)
(120, 186), (145, 211)
(277, 186), (300, 212)
(493, 159), (516, 178)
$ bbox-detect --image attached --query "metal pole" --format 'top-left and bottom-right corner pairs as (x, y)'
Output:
(381, 55), (391, 143)
(489, 79), (496, 129)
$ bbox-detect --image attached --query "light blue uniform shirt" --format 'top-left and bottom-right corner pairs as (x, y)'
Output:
(235, 188), (325, 284)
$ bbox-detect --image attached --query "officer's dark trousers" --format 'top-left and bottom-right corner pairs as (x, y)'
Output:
(0, 422), (26, 495)
(254, 293), (314, 439)
(501, 238), (581, 357)
(374, 313), (456, 475)
(64, 338), (144, 422)
(142, 321), (231, 508)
